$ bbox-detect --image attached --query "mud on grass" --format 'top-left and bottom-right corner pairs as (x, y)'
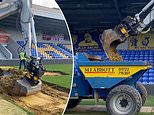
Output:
(0, 69), (69, 115)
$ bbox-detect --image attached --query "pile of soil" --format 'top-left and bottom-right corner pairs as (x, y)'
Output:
(0, 68), (23, 77)
(0, 68), (69, 115)
(101, 29), (124, 61)
(22, 70), (67, 77)
(44, 71), (67, 76)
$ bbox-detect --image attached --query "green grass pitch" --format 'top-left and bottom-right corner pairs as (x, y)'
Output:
(42, 64), (73, 89)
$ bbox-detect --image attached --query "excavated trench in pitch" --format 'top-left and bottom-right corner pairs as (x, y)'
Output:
(0, 68), (68, 77)
(0, 68), (69, 115)
(43, 71), (68, 76)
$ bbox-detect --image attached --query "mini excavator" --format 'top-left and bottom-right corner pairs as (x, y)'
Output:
(0, 0), (45, 96)
(102, 0), (154, 61)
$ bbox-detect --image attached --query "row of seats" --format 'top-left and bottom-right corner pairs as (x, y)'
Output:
(50, 43), (72, 58)
(46, 51), (63, 58)
(86, 50), (154, 84)
(65, 44), (72, 50)
(58, 44), (72, 53)
(17, 41), (72, 59)
(31, 48), (46, 58)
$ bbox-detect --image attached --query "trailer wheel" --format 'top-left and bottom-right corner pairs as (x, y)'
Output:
(67, 99), (81, 109)
(106, 85), (142, 115)
(137, 83), (147, 105)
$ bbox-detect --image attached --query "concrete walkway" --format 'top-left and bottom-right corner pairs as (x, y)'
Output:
(68, 105), (154, 113)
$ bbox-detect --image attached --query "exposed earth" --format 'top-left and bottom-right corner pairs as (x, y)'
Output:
(0, 68), (69, 115)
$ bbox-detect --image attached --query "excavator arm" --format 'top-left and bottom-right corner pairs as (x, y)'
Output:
(0, 0), (45, 95)
(116, 0), (154, 38)
(102, 0), (154, 61)
(0, 0), (38, 58)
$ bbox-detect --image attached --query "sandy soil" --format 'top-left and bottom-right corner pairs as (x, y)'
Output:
(44, 72), (63, 76)
(22, 71), (65, 77)
(0, 74), (69, 115)
(101, 29), (124, 61)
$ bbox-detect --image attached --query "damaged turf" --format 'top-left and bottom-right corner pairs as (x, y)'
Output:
(0, 69), (69, 115)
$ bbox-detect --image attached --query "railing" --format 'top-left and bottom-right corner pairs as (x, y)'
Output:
(0, 44), (12, 59)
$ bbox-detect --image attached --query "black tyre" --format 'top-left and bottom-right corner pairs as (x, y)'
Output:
(106, 85), (142, 115)
(67, 99), (81, 109)
(137, 83), (147, 105)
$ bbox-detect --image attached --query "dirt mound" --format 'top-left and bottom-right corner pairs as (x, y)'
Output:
(44, 71), (68, 77)
(0, 68), (23, 77)
(44, 72), (63, 76)
(22, 71), (67, 77)
(0, 73), (69, 115)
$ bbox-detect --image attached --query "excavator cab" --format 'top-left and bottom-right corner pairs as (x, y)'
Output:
(25, 56), (45, 86)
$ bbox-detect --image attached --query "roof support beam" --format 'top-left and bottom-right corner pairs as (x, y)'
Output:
(113, 0), (122, 21)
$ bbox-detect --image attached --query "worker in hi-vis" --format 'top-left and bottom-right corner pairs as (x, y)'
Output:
(19, 51), (26, 70)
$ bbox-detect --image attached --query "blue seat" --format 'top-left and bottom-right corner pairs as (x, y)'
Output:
(138, 77), (142, 82)
(149, 73), (154, 77)
(149, 82), (154, 84)
(142, 76), (148, 81)
(149, 77), (154, 81)
(142, 81), (149, 84)
(149, 57), (154, 59)
(149, 69), (154, 73)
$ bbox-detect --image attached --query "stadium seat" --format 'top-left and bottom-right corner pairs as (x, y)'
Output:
(17, 41), (72, 59)
(116, 49), (154, 84)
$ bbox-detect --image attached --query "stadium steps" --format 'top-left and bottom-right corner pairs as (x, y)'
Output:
(44, 44), (68, 58)
(7, 39), (19, 58)
(0, 44), (12, 59)
(0, 50), (6, 59)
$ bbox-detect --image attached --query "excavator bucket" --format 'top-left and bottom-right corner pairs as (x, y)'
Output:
(12, 78), (42, 96)
(101, 29), (126, 61)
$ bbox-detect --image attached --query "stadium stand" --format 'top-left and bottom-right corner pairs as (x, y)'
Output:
(86, 50), (154, 84)
(0, 50), (5, 59)
(0, 44), (12, 59)
(17, 41), (72, 59)
(58, 44), (72, 53)
(119, 50), (154, 85)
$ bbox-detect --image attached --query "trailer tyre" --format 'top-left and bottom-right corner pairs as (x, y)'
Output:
(67, 99), (81, 109)
(106, 85), (142, 115)
(137, 83), (147, 105)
